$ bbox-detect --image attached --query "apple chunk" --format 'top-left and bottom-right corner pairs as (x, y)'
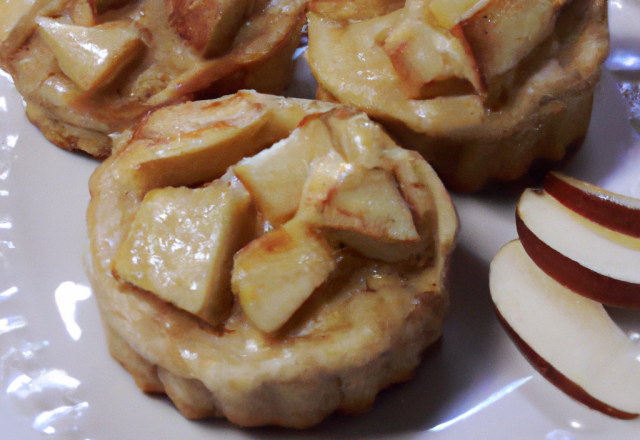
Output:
(544, 172), (640, 238)
(428, 0), (490, 29)
(232, 220), (336, 333)
(318, 166), (419, 242)
(233, 117), (335, 227)
(113, 173), (255, 326)
(517, 188), (640, 309)
(461, 0), (568, 78)
(297, 152), (432, 263)
(36, 17), (142, 91)
(382, 2), (484, 99)
(121, 96), (274, 191)
(166, 0), (252, 58)
(490, 240), (640, 419)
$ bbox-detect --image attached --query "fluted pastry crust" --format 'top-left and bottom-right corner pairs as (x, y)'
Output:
(307, 0), (609, 192)
(86, 91), (458, 428)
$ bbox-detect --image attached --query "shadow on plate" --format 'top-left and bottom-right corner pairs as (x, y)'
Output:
(191, 245), (503, 438)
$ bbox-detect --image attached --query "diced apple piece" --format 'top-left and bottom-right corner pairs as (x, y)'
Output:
(516, 188), (640, 309)
(70, 0), (96, 27)
(320, 166), (419, 242)
(233, 117), (335, 227)
(232, 220), (336, 333)
(166, 0), (252, 58)
(36, 17), (142, 91)
(543, 172), (640, 238)
(1, 0), (35, 44)
(307, 12), (484, 134)
(113, 173), (255, 326)
(322, 110), (391, 169)
(428, 0), (489, 29)
(490, 240), (640, 419)
(122, 96), (274, 191)
(382, 1), (483, 98)
(298, 152), (430, 263)
(462, 0), (568, 78)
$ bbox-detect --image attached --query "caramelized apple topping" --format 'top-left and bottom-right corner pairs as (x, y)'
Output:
(0, 0), (307, 157)
(108, 95), (442, 334)
(307, 0), (609, 191)
(114, 172), (255, 327)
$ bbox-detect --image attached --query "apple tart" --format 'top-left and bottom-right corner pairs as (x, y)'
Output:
(306, 0), (610, 192)
(86, 91), (458, 428)
(0, 0), (306, 158)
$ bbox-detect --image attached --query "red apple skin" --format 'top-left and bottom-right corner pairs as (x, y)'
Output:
(493, 305), (639, 420)
(516, 214), (640, 309)
(544, 172), (640, 238)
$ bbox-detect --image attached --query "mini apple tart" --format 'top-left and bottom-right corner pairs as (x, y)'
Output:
(0, 0), (306, 158)
(306, 0), (610, 192)
(86, 91), (458, 428)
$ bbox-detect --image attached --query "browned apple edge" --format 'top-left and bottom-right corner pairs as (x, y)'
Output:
(515, 215), (640, 309)
(493, 304), (639, 420)
(543, 173), (640, 238)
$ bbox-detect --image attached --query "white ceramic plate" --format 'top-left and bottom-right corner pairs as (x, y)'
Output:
(1, 2), (640, 439)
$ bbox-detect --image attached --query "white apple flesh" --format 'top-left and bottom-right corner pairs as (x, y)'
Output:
(516, 188), (640, 309)
(490, 240), (640, 419)
(544, 172), (640, 238)
(36, 17), (142, 91)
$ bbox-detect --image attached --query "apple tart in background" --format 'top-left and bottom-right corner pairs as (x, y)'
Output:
(0, 0), (306, 158)
(86, 91), (458, 428)
(306, 0), (610, 192)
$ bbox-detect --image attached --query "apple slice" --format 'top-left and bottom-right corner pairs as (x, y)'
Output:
(113, 173), (255, 327)
(36, 17), (142, 91)
(232, 220), (336, 333)
(543, 172), (640, 238)
(517, 188), (640, 309)
(490, 240), (640, 419)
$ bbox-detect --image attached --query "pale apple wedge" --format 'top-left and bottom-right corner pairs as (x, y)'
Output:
(1, 0), (36, 44)
(113, 173), (255, 327)
(319, 166), (420, 243)
(232, 220), (336, 334)
(382, 0), (484, 98)
(233, 117), (335, 227)
(517, 188), (640, 309)
(490, 240), (640, 419)
(121, 96), (272, 191)
(462, 0), (568, 78)
(543, 172), (640, 238)
(36, 17), (142, 91)
(306, 12), (484, 135)
(297, 152), (431, 263)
